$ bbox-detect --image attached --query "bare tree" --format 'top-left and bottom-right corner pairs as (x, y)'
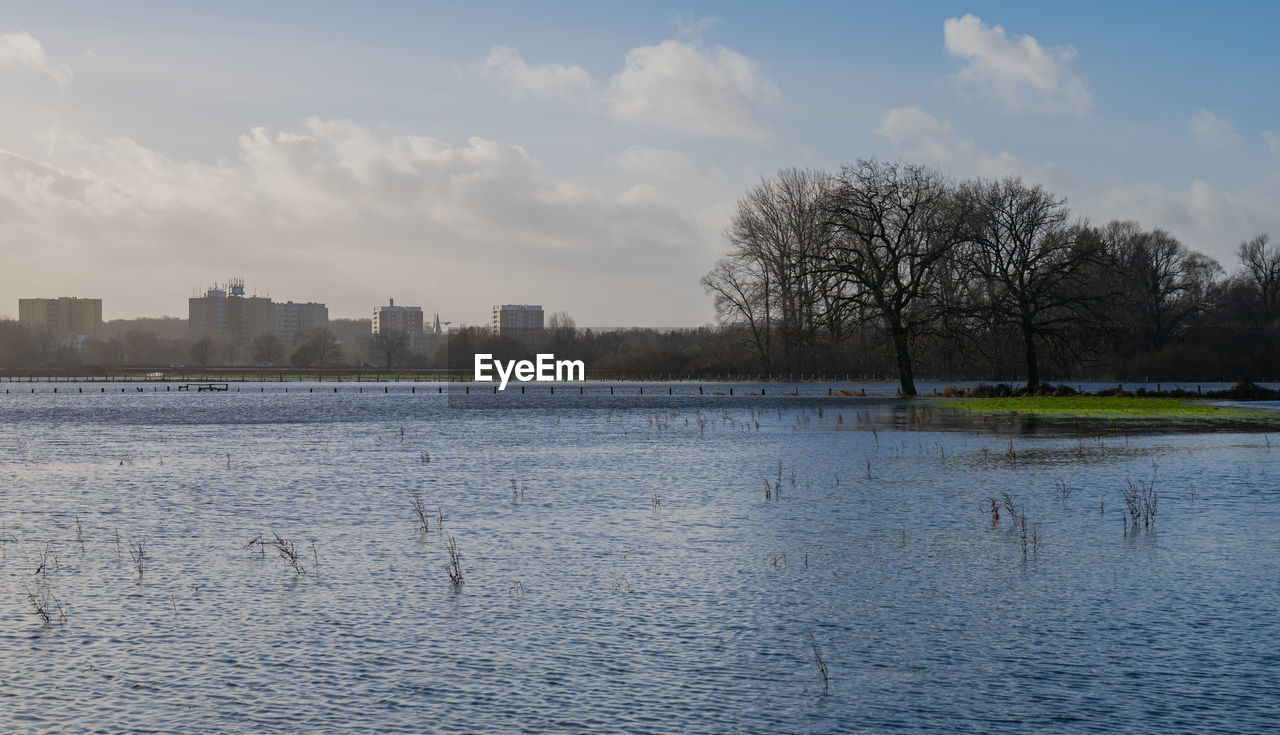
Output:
(251, 332), (286, 364)
(547, 311), (578, 356)
(189, 336), (215, 368)
(702, 256), (774, 375)
(291, 340), (319, 369)
(821, 160), (964, 396)
(371, 329), (411, 369)
(960, 176), (1104, 391)
(308, 328), (343, 368)
(1237, 234), (1280, 326)
(703, 168), (837, 376)
(1105, 221), (1222, 351)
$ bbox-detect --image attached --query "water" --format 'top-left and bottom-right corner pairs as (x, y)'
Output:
(1, 384), (1278, 733)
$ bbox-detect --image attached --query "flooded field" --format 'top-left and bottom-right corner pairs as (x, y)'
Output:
(2, 383), (1278, 732)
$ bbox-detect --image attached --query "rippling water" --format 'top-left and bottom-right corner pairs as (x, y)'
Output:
(1, 383), (1278, 733)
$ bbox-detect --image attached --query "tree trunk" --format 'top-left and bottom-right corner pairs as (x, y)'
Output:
(1022, 319), (1039, 393)
(890, 320), (917, 396)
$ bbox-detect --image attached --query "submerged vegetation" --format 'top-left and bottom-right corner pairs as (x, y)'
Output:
(3, 395), (1276, 732)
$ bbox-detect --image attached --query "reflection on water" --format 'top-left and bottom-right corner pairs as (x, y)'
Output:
(1, 384), (1278, 733)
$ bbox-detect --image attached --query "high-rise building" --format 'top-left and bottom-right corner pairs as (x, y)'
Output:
(18, 297), (103, 340)
(372, 298), (424, 335)
(373, 298), (437, 350)
(227, 294), (275, 341)
(275, 301), (329, 342)
(188, 287), (229, 338)
(188, 279), (326, 342)
(491, 304), (543, 336)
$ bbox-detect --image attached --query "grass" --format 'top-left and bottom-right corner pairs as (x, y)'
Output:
(946, 395), (1280, 421)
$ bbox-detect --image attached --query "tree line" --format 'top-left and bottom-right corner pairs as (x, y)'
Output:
(701, 162), (1278, 394)
(3, 160), (1276, 386)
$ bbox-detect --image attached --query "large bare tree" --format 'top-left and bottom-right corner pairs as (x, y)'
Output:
(960, 176), (1103, 391)
(821, 160), (963, 396)
(702, 168), (837, 376)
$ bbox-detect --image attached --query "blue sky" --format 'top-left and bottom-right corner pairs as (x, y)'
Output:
(1, 1), (1277, 323)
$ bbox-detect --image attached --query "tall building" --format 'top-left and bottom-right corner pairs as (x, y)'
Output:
(188, 286), (229, 337)
(491, 304), (543, 336)
(373, 298), (435, 350)
(227, 293), (275, 341)
(18, 297), (103, 340)
(275, 301), (329, 342)
(188, 279), (326, 342)
(372, 298), (424, 335)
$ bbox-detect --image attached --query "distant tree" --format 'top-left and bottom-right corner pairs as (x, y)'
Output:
(1105, 221), (1222, 352)
(291, 340), (319, 369)
(251, 332), (286, 364)
(303, 328), (343, 368)
(821, 160), (965, 396)
(1237, 234), (1280, 326)
(190, 337), (215, 368)
(371, 329), (411, 369)
(547, 311), (578, 356)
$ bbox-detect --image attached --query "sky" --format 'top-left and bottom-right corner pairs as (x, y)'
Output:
(0, 1), (1277, 324)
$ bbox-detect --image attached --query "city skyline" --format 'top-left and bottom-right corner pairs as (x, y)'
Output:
(1, 1), (1278, 323)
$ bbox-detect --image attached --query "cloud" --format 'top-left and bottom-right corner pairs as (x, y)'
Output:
(481, 46), (593, 103)
(1093, 176), (1280, 261)
(0, 30), (72, 86)
(1261, 130), (1279, 154)
(607, 40), (773, 140)
(616, 145), (697, 179)
(943, 15), (1090, 115)
(1188, 108), (1239, 147)
(875, 106), (1025, 178)
(477, 36), (775, 142)
(0, 119), (712, 322)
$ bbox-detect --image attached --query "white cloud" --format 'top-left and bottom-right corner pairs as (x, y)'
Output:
(0, 31), (72, 86)
(476, 37), (774, 141)
(481, 45), (593, 103)
(875, 106), (1024, 178)
(616, 145), (697, 179)
(943, 15), (1090, 115)
(607, 40), (773, 140)
(1093, 176), (1280, 261)
(0, 119), (712, 322)
(1188, 108), (1239, 147)
(1260, 130), (1279, 154)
